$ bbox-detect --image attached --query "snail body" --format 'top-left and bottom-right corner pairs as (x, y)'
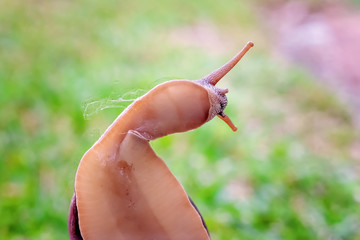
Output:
(69, 42), (254, 240)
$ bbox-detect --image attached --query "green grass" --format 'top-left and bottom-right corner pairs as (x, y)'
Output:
(1, 0), (359, 239)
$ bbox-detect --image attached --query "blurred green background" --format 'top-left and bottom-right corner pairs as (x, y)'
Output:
(1, 0), (360, 239)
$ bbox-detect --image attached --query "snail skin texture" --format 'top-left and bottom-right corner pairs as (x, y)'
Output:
(68, 42), (254, 240)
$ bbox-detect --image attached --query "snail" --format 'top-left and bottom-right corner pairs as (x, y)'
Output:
(68, 42), (254, 240)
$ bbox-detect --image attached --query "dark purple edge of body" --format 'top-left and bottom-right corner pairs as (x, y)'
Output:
(188, 196), (210, 237)
(68, 193), (83, 240)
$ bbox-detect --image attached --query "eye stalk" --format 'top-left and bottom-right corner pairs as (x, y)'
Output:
(203, 41), (254, 86)
(198, 41), (254, 132)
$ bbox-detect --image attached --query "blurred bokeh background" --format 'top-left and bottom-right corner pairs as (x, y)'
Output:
(1, 0), (360, 239)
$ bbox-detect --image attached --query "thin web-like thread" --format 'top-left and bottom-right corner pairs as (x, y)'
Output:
(83, 89), (147, 120)
(82, 76), (186, 120)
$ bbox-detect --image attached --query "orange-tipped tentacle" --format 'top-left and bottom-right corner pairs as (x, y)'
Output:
(204, 41), (254, 86)
(217, 114), (238, 132)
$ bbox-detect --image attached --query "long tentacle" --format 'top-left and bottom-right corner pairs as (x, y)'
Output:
(203, 42), (254, 85)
